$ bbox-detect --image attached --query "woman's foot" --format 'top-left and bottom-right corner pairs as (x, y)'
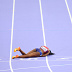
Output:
(12, 55), (19, 59)
(14, 47), (21, 52)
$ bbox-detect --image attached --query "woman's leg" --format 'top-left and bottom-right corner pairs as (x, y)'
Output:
(27, 49), (36, 54)
(14, 47), (26, 55)
(18, 52), (40, 58)
(19, 48), (36, 55)
(19, 49), (26, 55)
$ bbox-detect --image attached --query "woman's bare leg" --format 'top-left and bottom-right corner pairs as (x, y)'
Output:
(27, 49), (36, 54)
(19, 49), (26, 55)
(18, 52), (40, 58)
(19, 48), (36, 55)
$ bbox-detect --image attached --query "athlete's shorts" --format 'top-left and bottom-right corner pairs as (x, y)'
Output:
(36, 48), (42, 56)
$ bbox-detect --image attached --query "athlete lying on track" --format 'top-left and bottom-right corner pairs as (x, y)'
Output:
(12, 46), (55, 59)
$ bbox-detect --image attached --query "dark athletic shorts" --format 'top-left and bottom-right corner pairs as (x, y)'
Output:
(36, 48), (42, 56)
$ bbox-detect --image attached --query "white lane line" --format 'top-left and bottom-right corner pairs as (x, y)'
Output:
(0, 60), (46, 62)
(52, 56), (72, 57)
(0, 59), (72, 62)
(1, 59), (72, 63)
(0, 66), (47, 71)
(9, 0), (15, 72)
(50, 64), (72, 67)
(39, 0), (52, 72)
(20, 58), (38, 61)
(39, 0), (46, 46)
(59, 57), (72, 60)
(60, 58), (67, 59)
(55, 57), (72, 60)
(60, 57), (72, 60)
(0, 69), (10, 72)
(65, 0), (72, 23)
(0, 63), (72, 71)
(13, 66), (47, 71)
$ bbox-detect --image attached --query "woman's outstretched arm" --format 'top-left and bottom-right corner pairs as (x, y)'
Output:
(41, 50), (50, 57)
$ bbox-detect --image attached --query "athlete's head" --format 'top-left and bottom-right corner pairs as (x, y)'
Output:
(49, 50), (55, 55)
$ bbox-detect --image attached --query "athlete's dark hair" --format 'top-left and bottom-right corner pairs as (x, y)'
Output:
(49, 50), (55, 55)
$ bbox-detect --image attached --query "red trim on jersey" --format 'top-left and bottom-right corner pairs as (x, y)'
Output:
(40, 46), (48, 53)
(41, 46), (48, 49)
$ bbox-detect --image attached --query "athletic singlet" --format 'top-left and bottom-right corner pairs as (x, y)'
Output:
(40, 46), (48, 53)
